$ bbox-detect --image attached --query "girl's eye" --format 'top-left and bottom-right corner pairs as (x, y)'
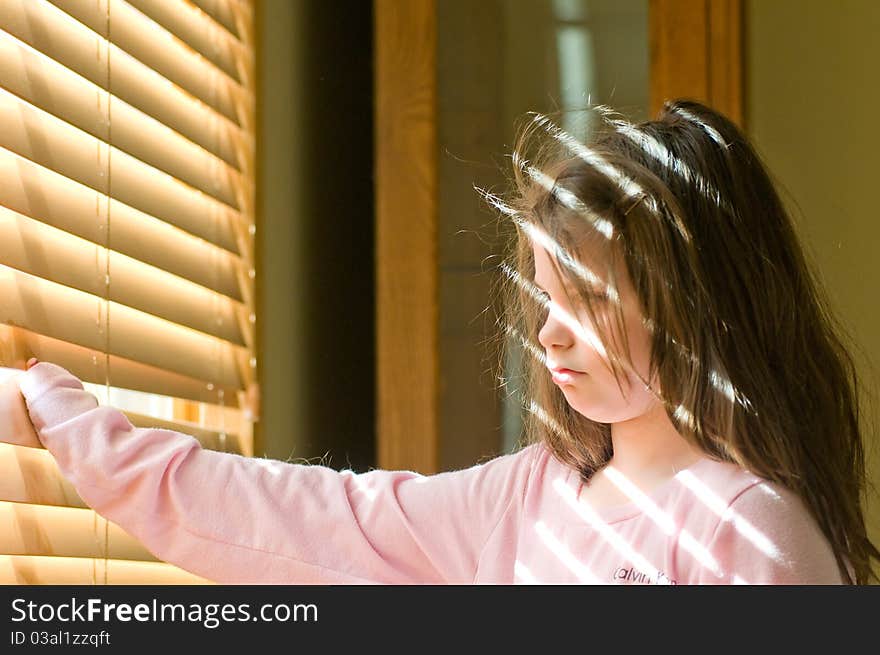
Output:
(536, 290), (606, 306)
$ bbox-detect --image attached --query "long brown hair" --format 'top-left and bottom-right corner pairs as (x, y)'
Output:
(487, 99), (879, 584)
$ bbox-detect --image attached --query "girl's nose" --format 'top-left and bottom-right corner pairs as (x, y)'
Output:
(537, 302), (576, 350)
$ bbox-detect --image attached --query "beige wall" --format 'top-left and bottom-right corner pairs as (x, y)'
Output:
(746, 0), (880, 560)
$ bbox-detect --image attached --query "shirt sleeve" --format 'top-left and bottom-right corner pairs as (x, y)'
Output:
(19, 362), (538, 584)
(695, 482), (846, 585)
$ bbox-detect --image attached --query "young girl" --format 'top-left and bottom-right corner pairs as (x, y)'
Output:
(3, 100), (877, 584)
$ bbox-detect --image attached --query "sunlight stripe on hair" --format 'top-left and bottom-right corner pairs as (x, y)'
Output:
(531, 113), (646, 201)
(670, 106), (729, 149)
(594, 105), (734, 216)
(503, 324), (548, 369)
(527, 400), (569, 441)
(523, 167), (615, 239)
(530, 112), (693, 244)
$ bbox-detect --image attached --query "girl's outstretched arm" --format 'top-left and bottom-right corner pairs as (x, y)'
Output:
(18, 362), (538, 584)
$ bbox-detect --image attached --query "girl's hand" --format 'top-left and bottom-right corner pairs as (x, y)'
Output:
(0, 358), (43, 448)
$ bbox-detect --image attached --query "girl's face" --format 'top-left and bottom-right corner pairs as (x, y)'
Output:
(532, 238), (657, 423)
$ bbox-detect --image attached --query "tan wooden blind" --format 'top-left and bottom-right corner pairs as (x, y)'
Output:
(0, 0), (256, 584)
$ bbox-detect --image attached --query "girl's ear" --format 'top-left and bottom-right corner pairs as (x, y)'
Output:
(0, 375), (43, 448)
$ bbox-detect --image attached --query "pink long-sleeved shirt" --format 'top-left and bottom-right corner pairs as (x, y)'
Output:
(19, 362), (845, 584)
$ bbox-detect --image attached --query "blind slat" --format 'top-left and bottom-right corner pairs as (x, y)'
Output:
(0, 149), (245, 302)
(124, 412), (245, 454)
(50, 0), (253, 131)
(0, 0), (255, 585)
(0, 269), (251, 391)
(0, 89), (244, 255)
(0, 443), (83, 508)
(127, 0), (252, 86)
(0, 428), (244, 511)
(0, 30), (249, 211)
(0, 208), (251, 348)
(0, 555), (211, 584)
(192, 0), (243, 41)
(0, 501), (157, 561)
(1, 325), (244, 406)
(0, 0), (251, 172)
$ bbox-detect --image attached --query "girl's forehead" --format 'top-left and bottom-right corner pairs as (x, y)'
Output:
(532, 255), (607, 304)
(531, 234), (612, 287)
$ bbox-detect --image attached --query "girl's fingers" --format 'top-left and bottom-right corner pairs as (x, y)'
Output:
(26, 358), (38, 370)
(0, 376), (42, 448)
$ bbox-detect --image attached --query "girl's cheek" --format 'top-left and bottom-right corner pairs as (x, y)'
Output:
(625, 313), (654, 379)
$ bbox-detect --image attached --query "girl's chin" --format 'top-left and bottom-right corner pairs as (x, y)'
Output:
(564, 396), (610, 421)
(563, 395), (632, 424)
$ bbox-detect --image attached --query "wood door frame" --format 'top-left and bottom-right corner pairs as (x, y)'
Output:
(649, 0), (744, 126)
(374, 0), (439, 473)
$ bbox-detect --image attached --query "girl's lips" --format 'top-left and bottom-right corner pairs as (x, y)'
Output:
(550, 368), (583, 384)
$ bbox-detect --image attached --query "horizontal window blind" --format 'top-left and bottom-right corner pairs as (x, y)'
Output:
(0, 0), (257, 585)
